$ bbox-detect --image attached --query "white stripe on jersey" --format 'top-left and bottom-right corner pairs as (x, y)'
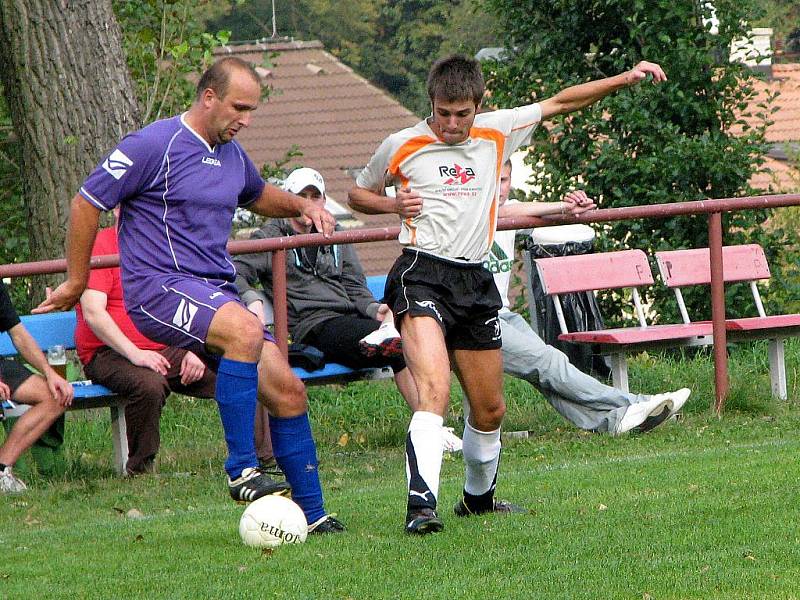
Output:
(160, 129), (184, 273)
(79, 187), (110, 211)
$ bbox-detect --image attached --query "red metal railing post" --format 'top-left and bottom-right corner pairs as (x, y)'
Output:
(272, 249), (289, 359)
(708, 212), (729, 413)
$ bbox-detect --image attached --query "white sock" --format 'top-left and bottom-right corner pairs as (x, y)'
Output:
(462, 421), (501, 496)
(405, 411), (444, 509)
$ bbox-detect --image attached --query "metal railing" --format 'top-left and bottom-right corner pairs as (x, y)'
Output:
(2, 193), (799, 411)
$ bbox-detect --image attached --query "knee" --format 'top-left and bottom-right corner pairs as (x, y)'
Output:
(14, 377), (65, 417)
(261, 374), (308, 416)
(415, 379), (450, 406)
(282, 376), (308, 414)
(130, 376), (170, 407)
(470, 396), (506, 430)
(213, 308), (264, 360)
(45, 396), (68, 418)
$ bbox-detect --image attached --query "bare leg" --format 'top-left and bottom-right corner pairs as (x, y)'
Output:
(452, 348), (506, 513)
(0, 375), (65, 467)
(401, 315), (451, 417)
(393, 367), (420, 412)
(399, 315), (450, 529)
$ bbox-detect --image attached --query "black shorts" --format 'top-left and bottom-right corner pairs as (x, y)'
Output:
(0, 357), (35, 396)
(384, 249), (502, 351)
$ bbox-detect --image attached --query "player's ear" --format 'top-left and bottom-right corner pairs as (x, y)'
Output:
(201, 87), (216, 108)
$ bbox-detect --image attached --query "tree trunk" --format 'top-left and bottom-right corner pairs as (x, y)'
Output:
(0, 0), (139, 299)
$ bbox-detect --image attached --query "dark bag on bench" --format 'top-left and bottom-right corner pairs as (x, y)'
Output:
(287, 343), (326, 372)
(526, 234), (610, 378)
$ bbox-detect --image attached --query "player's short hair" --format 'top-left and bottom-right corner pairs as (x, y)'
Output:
(195, 57), (260, 101)
(503, 159), (512, 169)
(427, 54), (485, 106)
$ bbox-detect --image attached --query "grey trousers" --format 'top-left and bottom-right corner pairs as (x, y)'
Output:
(500, 311), (650, 433)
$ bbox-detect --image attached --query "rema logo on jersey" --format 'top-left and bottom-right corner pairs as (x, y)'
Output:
(438, 164), (476, 185)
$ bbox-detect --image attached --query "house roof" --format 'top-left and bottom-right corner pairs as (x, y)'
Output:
(758, 64), (800, 144)
(219, 40), (419, 275)
(744, 63), (800, 192)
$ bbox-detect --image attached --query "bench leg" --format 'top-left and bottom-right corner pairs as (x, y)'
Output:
(608, 353), (630, 394)
(110, 404), (129, 475)
(768, 338), (787, 400)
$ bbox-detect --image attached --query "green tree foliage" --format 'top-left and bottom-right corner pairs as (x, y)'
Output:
(113, 0), (232, 124)
(482, 0), (786, 324)
(208, 0), (499, 116)
(754, 0), (800, 50)
(359, 0), (499, 115)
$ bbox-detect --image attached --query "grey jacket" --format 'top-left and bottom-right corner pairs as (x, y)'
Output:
(233, 219), (380, 343)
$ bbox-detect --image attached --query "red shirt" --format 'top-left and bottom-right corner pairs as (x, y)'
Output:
(75, 227), (165, 365)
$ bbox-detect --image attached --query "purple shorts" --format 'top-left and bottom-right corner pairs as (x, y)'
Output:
(125, 275), (275, 361)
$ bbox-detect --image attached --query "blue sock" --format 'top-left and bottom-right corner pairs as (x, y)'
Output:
(269, 413), (325, 524)
(215, 357), (259, 479)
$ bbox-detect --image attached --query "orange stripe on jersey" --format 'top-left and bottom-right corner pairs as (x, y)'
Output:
(388, 135), (436, 179)
(469, 126), (505, 250)
(487, 196), (498, 249)
(511, 120), (540, 132)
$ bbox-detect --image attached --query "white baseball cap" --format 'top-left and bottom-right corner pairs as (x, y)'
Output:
(284, 167), (325, 196)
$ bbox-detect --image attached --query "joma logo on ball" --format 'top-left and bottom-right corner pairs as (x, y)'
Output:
(260, 523), (301, 543)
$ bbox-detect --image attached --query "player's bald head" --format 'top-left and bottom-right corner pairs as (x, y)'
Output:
(196, 57), (260, 101)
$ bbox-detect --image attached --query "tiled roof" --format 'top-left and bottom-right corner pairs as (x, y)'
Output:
(220, 41), (417, 275)
(757, 64), (800, 143)
(742, 64), (800, 192)
(751, 156), (800, 193)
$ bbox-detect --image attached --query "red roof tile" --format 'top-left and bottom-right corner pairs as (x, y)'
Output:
(736, 64), (800, 191)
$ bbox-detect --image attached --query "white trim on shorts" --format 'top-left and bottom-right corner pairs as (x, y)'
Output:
(161, 284), (223, 312)
(398, 249), (421, 316)
(136, 305), (205, 344)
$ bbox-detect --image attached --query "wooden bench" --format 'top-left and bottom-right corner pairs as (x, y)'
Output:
(0, 311), (130, 474)
(533, 249), (713, 392)
(656, 244), (800, 399)
(1, 274), (391, 473)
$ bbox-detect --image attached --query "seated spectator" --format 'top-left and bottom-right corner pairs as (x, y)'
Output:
(234, 168), (462, 451)
(0, 281), (73, 492)
(492, 160), (690, 434)
(75, 213), (218, 475)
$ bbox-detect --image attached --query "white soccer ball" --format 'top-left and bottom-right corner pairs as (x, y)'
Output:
(239, 495), (308, 548)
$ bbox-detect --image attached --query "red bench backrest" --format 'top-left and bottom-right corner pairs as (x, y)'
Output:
(655, 244), (771, 287)
(534, 249), (654, 294)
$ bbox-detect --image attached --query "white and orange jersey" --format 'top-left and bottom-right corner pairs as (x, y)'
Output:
(357, 103), (542, 263)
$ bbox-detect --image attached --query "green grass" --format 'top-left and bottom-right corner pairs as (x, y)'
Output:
(1, 340), (799, 599)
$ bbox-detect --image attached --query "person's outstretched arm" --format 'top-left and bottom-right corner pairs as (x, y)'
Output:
(499, 191), (597, 218)
(249, 184), (336, 237)
(539, 61), (666, 119)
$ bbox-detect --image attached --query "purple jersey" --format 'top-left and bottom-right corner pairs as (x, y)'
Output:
(79, 114), (265, 295)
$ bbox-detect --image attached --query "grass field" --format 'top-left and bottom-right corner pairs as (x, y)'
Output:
(1, 340), (799, 599)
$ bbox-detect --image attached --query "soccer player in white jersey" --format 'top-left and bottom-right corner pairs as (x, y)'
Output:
(349, 54), (667, 534)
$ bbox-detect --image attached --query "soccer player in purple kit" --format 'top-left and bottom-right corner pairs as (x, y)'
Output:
(36, 57), (344, 534)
